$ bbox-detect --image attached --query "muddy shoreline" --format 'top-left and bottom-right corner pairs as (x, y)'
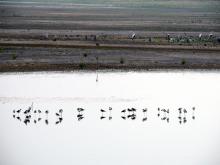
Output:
(2, 63), (220, 73)
(1, 43), (220, 72)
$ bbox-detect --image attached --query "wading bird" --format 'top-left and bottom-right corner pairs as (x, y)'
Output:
(142, 108), (147, 113)
(77, 108), (84, 113)
(16, 109), (21, 113)
(100, 109), (106, 113)
(142, 117), (147, 122)
(131, 32), (136, 40)
(121, 109), (126, 113)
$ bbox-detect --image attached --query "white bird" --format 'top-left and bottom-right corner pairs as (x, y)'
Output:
(131, 32), (136, 40)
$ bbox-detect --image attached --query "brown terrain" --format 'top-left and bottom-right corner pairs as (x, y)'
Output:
(0, 1), (220, 72)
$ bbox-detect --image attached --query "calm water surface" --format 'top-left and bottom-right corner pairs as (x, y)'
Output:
(0, 71), (220, 165)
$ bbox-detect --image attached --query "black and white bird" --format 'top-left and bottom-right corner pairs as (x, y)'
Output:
(77, 108), (84, 113)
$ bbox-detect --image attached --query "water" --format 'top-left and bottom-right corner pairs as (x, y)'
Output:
(0, 71), (220, 165)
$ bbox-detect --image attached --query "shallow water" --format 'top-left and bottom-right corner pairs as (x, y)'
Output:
(0, 71), (220, 165)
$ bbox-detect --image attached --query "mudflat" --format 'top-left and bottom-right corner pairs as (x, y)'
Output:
(0, 0), (220, 71)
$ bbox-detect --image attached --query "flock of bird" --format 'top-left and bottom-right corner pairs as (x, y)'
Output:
(120, 108), (148, 121)
(12, 103), (196, 125)
(157, 108), (170, 123)
(177, 107), (196, 124)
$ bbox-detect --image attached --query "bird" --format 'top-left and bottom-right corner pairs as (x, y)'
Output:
(121, 116), (126, 120)
(56, 113), (60, 116)
(157, 108), (160, 117)
(24, 110), (28, 114)
(131, 108), (136, 112)
(127, 114), (136, 118)
(27, 106), (31, 111)
(77, 108), (84, 113)
(161, 109), (166, 112)
(192, 107), (195, 120)
(127, 108), (133, 113)
(183, 109), (187, 113)
(131, 32), (136, 40)
(59, 117), (63, 122)
(38, 110), (41, 113)
(59, 109), (63, 114)
(45, 119), (49, 125)
(100, 116), (106, 120)
(78, 116), (84, 121)
(24, 119), (30, 125)
(109, 116), (112, 120)
(13, 110), (15, 113)
(167, 33), (170, 40)
(109, 107), (112, 117)
(16, 116), (21, 121)
(16, 109), (21, 113)
(161, 117), (166, 120)
(121, 109), (126, 113)
(77, 114), (83, 118)
(26, 115), (31, 119)
(142, 108), (147, 113)
(131, 116), (136, 120)
(100, 109), (106, 113)
(45, 110), (49, 114)
(178, 108), (182, 113)
(142, 117), (147, 122)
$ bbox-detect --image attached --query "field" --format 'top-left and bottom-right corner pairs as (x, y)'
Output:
(0, 0), (220, 71)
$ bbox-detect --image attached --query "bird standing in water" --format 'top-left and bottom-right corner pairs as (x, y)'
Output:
(109, 107), (112, 120)
(100, 109), (106, 120)
(192, 107), (195, 120)
(45, 110), (49, 125)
